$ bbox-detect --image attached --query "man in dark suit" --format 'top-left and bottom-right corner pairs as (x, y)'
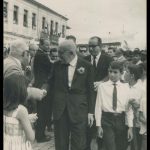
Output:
(85, 36), (113, 150)
(33, 38), (53, 142)
(51, 40), (95, 150)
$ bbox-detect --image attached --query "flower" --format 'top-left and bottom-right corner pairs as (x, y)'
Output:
(77, 67), (85, 74)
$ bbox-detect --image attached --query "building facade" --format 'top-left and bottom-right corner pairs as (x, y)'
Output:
(4, 0), (69, 47)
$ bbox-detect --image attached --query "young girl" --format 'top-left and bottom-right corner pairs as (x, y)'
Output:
(3, 73), (35, 150)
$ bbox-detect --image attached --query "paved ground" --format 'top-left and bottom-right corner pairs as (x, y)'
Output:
(31, 130), (55, 150)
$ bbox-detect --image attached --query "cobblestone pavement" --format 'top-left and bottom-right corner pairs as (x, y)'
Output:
(31, 131), (55, 150)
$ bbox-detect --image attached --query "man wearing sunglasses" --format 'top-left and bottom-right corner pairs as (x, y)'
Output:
(85, 36), (113, 150)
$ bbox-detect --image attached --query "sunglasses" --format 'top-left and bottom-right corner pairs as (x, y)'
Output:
(79, 50), (87, 53)
(89, 45), (99, 49)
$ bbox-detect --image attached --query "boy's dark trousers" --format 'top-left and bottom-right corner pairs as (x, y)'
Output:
(101, 111), (128, 150)
(130, 127), (142, 150)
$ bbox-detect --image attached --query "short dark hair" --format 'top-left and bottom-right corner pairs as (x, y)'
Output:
(66, 35), (76, 43)
(50, 48), (58, 53)
(127, 64), (142, 81)
(90, 36), (102, 46)
(3, 74), (28, 111)
(109, 61), (124, 73)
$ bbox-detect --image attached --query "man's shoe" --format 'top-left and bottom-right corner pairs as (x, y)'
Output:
(36, 136), (51, 143)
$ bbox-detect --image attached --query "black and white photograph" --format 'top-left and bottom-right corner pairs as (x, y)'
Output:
(3, 0), (146, 150)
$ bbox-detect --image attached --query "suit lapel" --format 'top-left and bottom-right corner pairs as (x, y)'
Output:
(71, 58), (81, 87)
(96, 54), (104, 74)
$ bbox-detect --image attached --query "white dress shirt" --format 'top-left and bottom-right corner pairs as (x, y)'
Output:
(128, 81), (145, 128)
(68, 55), (78, 87)
(139, 90), (147, 134)
(91, 52), (101, 66)
(95, 80), (133, 127)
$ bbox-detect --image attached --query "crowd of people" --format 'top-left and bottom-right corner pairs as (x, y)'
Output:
(3, 35), (147, 150)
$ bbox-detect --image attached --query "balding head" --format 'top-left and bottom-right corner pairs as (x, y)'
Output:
(58, 40), (77, 64)
(59, 40), (76, 54)
(29, 43), (38, 57)
(9, 40), (28, 59)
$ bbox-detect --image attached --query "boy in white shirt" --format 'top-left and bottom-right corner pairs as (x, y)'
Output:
(95, 61), (133, 150)
(139, 90), (147, 150)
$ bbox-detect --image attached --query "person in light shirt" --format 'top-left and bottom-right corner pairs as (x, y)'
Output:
(95, 61), (133, 150)
(139, 92), (147, 150)
(124, 64), (145, 150)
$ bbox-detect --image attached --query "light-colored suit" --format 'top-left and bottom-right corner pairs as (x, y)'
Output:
(4, 56), (44, 101)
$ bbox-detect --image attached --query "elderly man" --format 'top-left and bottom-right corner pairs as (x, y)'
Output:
(33, 38), (53, 142)
(3, 39), (46, 101)
(51, 40), (94, 150)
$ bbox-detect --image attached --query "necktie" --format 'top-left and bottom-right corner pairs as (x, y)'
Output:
(112, 83), (117, 110)
(93, 56), (97, 71)
(64, 63), (70, 89)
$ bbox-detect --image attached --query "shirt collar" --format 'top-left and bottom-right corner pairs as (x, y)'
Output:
(91, 52), (101, 61)
(107, 79), (121, 85)
(69, 55), (78, 67)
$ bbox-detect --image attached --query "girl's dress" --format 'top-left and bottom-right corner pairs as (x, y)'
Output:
(3, 105), (32, 150)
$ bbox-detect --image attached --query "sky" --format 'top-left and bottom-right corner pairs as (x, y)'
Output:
(36, 0), (146, 49)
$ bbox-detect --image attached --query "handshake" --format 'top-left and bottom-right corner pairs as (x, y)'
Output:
(27, 87), (47, 101)
(28, 113), (38, 123)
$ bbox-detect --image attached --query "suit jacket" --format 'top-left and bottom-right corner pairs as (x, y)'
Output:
(4, 56), (23, 79)
(33, 49), (53, 91)
(50, 57), (94, 123)
(84, 53), (113, 81)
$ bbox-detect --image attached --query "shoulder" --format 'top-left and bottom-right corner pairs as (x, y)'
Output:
(119, 82), (130, 91)
(78, 57), (92, 67)
(16, 105), (28, 120)
(83, 55), (91, 62)
(101, 53), (113, 61)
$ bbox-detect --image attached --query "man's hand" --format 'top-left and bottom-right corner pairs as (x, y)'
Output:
(97, 126), (103, 138)
(28, 113), (38, 123)
(27, 87), (47, 101)
(94, 81), (103, 91)
(127, 127), (133, 142)
(42, 89), (47, 98)
(88, 113), (94, 128)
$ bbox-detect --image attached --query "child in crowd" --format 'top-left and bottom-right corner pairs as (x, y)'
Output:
(95, 61), (133, 150)
(124, 64), (145, 150)
(3, 73), (37, 150)
(139, 91), (147, 150)
(138, 62), (147, 88)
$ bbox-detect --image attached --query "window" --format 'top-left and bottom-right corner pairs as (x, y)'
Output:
(4, 1), (8, 20)
(13, 5), (18, 24)
(62, 25), (65, 38)
(55, 22), (58, 34)
(42, 17), (46, 29)
(50, 20), (54, 35)
(32, 13), (36, 29)
(23, 9), (28, 27)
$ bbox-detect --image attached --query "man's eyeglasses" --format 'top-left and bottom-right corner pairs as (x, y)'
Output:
(89, 45), (99, 49)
